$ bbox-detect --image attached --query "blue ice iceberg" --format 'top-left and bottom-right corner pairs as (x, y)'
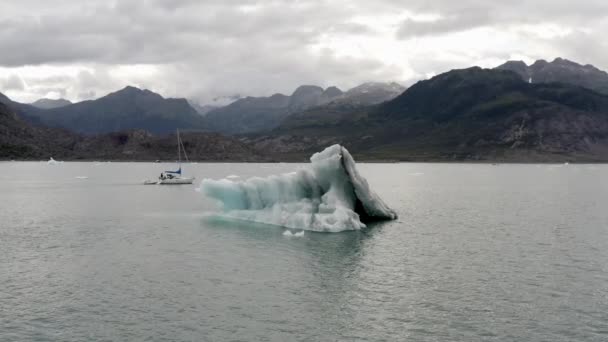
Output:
(200, 145), (397, 232)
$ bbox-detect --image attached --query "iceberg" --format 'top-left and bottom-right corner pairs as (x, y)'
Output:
(199, 145), (397, 232)
(47, 157), (63, 165)
(283, 230), (305, 237)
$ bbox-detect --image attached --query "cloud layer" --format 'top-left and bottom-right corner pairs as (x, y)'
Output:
(1, 0), (607, 103)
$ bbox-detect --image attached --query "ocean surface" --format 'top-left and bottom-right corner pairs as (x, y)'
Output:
(1, 161), (608, 341)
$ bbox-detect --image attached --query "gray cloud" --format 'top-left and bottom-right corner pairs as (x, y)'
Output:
(1, 74), (25, 90)
(396, 0), (608, 39)
(397, 11), (491, 38)
(1, 0), (608, 103)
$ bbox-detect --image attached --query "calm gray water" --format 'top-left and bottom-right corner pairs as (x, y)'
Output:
(1, 161), (608, 341)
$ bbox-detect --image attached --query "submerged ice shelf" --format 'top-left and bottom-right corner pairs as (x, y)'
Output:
(199, 145), (397, 232)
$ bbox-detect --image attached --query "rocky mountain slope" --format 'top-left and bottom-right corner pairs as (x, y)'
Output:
(203, 93), (292, 134)
(202, 85), (343, 134)
(0, 100), (78, 159)
(496, 58), (608, 95)
(20, 86), (207, 135)
(249, 67), (608, 162)
(202, 82), (404, 135)
(328, 82), (405, 107)
(0, 93), (265, 161)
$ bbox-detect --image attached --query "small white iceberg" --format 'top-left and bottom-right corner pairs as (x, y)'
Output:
(75, 176), (89, 179)
(200, 145), (397, 232)
(283, 230), (305, 237)
(226, 175), (240, 179)
(47, 157), (63, 165)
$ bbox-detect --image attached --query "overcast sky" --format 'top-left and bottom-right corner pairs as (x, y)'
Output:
(1, 0), (607, 104)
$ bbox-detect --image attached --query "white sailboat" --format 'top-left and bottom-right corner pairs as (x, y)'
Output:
(144, 129), (195, 185)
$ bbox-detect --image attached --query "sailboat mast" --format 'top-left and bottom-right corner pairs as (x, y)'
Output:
(177, 129), (181, 164)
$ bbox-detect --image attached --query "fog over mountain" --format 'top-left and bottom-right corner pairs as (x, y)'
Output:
(30, 98), (72, 109)
(1, 0), (608, 103)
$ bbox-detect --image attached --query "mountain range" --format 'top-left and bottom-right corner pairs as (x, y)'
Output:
(9, 82), (404, 136)
(3, 57), (608, 162)
(201, 82), (404, 134)
(250, 64), (608, 161)
(24, 86), (207, 135)
(0, 100), (263, 161)
(497, 58), (608, 95)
